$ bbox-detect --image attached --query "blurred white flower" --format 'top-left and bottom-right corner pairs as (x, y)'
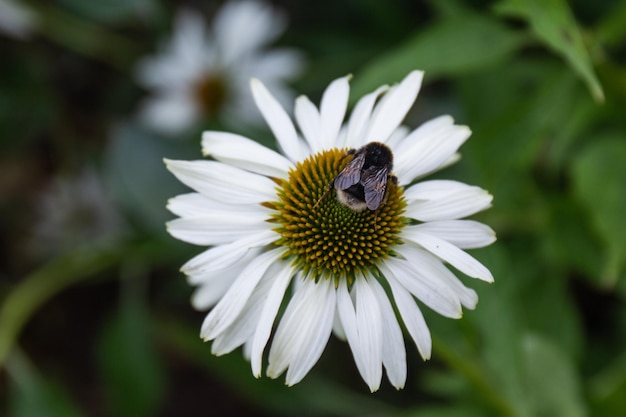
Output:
(136, 1), (304, 135)
(0, 0), (37, 40)
(165, 71), (495, 391)
(30, 167), (125, 256)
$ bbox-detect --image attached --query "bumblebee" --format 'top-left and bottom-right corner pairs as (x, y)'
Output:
(316, 142), (396, 213)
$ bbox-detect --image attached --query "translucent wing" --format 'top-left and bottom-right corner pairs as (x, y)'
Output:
(362, 166), (389, 210)
(334, 151), (366, 191)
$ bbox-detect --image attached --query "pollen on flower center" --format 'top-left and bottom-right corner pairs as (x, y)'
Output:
(266, 148), (407, 285)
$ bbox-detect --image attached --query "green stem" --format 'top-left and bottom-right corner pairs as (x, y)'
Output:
(433, 337), (520, 417)
(0, 240), (167, 367)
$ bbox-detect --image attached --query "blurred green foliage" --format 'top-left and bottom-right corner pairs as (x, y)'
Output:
(1, 0), (626, 416)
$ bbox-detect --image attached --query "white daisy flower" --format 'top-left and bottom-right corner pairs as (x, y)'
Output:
(165, 70), (496, 391)
(136, 0), (304, 135)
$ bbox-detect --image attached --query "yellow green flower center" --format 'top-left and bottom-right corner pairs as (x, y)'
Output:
(266, 148), (407, 285)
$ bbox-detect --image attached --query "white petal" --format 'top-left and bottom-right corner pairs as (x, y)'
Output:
(395, 244), (478, 309)
(210, 271), (276, 356)
(295, 95), (322, 151)
(438, 270), (478, 310)
(440, 152), (462, 171)
(166, 211), (270, 246)
(265, 285), (303, 377)
(242, 338), (253, 361)
(331, 303), (347, 341)
(167, 193), (212, 218)
(191, 275), (234, 310)
(395, 115), (453, 150)
(187, 247), (262, 293)
(138, 94), (199, 135)
(201, 131), (292, 178)
(250, 262), (295, 377)
(383, 269), (432, 360)
(135, 55), (192, 91)
(250, 49), (305, 82)
(172, 9), (211, 75)
(365, 71), (424, 144)
(368, 277), (407, 390)
(395, 124), (471, 183)
(403, 231), (494, 282)
(392, 115), (453, 162)
(0, 0), (37, 40)
(319, 75), (351, 150)
(181, 230), (276, 275)
(167, 192), (269, 218)
(345, 85), (388, 148)
(336, 278), (366, 376)
(267, 278), (335, 384)
(412, 220), (496, 249)
(384, 125), (410, 150)
(250, 78), (304, 162)
(354, 277), (383, 392)
(211, 313), (258, 356)
(164, 159), (277, 204)
(188, 251), (263, 309)
(222, 75), (266, 127)
(137, 9), (209, 90)
(213, 0), (285, 64)
(211, 260), (293, 357)
(383, 256), (462, 318)
(284, 279), (335, 386)
(404, 180), (493, 221)
(200, 248), (285, 340)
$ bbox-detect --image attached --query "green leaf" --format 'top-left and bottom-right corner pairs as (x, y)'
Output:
(388, 404), (487, 417)
(469, 246), (531, 417)
(542, 196), (604, 283)
(520, 264), (584, 360)
(522, 334), (587, 417)
(97, 298), (166, 417)
(571, 136), (626, 287)
(589, 350), (626, 416)
(494, 0), (604, 102)
(594, 0), (626, 47)
(459, 63), (581, 225)
(7, 351), (86, 417)
(474, 64), (579, 171)
(350, 12), (527, 98)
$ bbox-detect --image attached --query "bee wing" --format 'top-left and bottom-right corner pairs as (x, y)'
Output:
(362, 167), (389, 210)
(334, 151), (366, 190)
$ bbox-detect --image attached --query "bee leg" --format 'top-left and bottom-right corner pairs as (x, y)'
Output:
(313, 182), (333, 209)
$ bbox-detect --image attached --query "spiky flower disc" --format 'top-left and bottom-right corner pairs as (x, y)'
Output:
(269, 149), (406, 283)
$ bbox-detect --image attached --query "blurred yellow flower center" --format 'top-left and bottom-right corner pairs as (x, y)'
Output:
(194, 74), (228, 116)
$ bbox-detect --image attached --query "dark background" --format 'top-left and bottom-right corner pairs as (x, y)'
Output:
(2, 0), (626, 416)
